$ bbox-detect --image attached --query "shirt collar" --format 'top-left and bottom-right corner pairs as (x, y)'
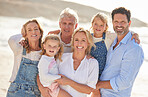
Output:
(58, 32), (71, 47)
(120, 31), (132, 44)
(113, 31), (132, 45)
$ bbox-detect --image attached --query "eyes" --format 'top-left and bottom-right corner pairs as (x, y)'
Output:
(47, 44), (59, 49)
(74, 38), (86, 42)
(27, 27), (39, 32)
(62, 22), (74, 26)
(114, 21), (126, 25)
(94, 23), (104, 27)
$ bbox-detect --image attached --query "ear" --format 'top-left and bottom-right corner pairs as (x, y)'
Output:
(57, 46), (60, 51)
(129, 21), (131, 26)
(75, 23), (78, 29)
(43, 43), (46, 50)
(59, 22), (61, 28)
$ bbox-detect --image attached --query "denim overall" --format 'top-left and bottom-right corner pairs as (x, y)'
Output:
(90, 33), (107, 78)
(7, 48), (41, 97)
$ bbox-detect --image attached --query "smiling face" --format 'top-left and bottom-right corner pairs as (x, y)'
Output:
(59, 17), (77, 37)
(92, 17), (107, 37)
(25, 22), (41, 42)
(73, 32), (88, 53)
(43, 39), (60, 57)
(112, 13), (131, 35)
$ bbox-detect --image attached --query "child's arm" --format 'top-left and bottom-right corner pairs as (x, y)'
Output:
(38, 59), (61, 83)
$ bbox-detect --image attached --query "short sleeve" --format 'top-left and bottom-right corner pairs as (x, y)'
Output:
(87, 59), (99, 89)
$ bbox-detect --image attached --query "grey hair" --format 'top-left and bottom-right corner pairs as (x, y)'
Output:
(59, 8), (79, 24)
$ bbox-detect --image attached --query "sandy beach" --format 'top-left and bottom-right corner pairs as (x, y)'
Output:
(0, 0), (148, 97)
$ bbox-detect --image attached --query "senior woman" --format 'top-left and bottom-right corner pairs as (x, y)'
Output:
(6, 19), (43, 97)
(55, 28), (99, 97)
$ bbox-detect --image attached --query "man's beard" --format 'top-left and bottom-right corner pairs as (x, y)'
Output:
(114, 25), (129, 35)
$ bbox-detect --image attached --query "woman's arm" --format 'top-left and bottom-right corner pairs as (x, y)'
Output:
(37, 75), (51, 97)
(8, 34), (23, 55)
(55, 74), (94, 94)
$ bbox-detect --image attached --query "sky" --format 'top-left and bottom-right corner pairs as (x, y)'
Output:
(63, 0), (148, 24)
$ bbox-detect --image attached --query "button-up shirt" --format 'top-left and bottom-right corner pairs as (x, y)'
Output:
(100, 31), (144, 97)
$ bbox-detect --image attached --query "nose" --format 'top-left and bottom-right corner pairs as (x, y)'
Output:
(65, 24), (69, 28)
(78, 41), (82, 45)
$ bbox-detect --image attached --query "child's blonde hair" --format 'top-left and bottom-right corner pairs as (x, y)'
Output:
(71, 27), (95, 55)
(41, 34), (63, 61)
(90, 12), (108, 33)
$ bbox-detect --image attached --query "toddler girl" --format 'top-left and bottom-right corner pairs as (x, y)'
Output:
(38, 34), (71, 97)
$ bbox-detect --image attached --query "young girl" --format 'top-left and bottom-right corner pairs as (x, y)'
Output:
(38, 34), (72, 97)
(90, 13), (116, 78)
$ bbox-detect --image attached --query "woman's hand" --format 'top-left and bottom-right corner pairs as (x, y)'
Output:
(19, 39), (27, 46)
(40, 87), (52, 97)
(55, 74), (72, 85)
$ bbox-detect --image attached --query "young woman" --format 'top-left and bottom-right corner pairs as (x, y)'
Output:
(7, 19), (43, 97)
(55, 28), (99, 97)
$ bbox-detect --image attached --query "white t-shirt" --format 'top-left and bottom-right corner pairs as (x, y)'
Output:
(8, 34), (42, 82)
(38, 55), (61, 87)
(57, 53), (99, 97)
(93, 32), (116, 51)
(57, 32), (72, 53)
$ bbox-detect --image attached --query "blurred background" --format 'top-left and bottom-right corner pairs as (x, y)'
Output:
(0, 0), (148, 97)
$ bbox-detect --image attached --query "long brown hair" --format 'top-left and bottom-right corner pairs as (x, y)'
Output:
(41, 34), (63, 61)
(21, 19), (43, 53)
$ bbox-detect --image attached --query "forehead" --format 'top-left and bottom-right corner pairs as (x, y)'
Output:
(94, 17), (104, 24)
(113, 14), (128, 21)
(74, 32), (86, 38)
(46, 39), (59, 45)
(26, 22), (38, 28)
(61, 17), (75, 23)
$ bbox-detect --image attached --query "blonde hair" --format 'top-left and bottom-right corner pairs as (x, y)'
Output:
(90, 12), (108, 33)
(21, 19), (43, 53)
(71, 27), (95, 55)
(41, 34), (63, 61)
(59, 8), (79, 25)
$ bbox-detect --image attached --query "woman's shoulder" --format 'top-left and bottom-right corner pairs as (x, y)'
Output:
(86, 58), (98, 66)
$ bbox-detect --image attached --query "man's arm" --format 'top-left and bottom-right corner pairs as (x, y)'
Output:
(48, 30), (60, 35)
(96, 80), (112, 90)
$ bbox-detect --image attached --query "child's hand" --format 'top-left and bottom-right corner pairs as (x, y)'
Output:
(86, 54), (94, 59)
(131, 31), (140, 44)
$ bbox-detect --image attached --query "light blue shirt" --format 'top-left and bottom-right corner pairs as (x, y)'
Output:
(100, 31), (144, 97)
